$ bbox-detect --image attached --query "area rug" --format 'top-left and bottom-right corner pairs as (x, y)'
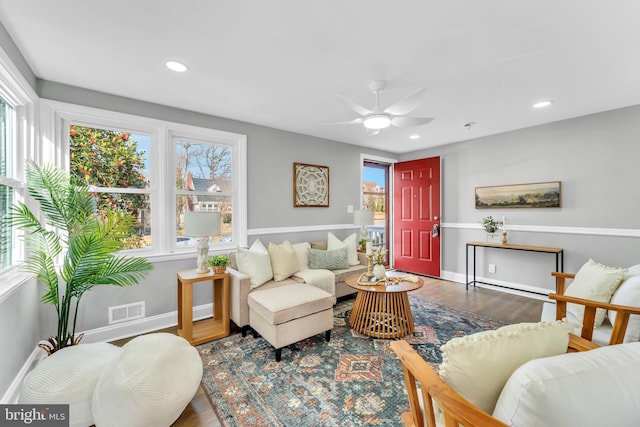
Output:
(197, 295), (507, 427)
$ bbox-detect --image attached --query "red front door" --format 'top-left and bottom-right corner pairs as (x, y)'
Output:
(393, 157), (441, 277)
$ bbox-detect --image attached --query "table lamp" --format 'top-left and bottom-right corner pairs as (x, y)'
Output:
(353, 209), (374, 243)
(184, 211), (221, 273)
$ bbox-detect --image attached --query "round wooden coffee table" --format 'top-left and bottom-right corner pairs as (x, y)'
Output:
(345, 272), (424, 339)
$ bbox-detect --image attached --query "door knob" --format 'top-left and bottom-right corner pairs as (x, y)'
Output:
(434, 216), (439, 220)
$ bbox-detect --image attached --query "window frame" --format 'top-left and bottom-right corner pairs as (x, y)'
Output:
(0, 48), (37, 282)
(42, 99), (247, 261)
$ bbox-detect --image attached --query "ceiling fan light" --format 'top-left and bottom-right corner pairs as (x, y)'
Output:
(363, 114), (391, 130)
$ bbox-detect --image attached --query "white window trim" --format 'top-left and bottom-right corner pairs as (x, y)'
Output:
(0, 45), (38, 295)
(40, 99), (247, 260)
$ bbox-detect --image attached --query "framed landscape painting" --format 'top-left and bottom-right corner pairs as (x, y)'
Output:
(475, 181), (561, 209)
(293, 162), (330, 207)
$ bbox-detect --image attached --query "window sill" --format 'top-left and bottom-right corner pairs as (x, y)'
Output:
(0, 267), (34, 304)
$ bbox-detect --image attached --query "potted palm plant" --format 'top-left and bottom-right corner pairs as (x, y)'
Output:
(4, 162), (153, 355)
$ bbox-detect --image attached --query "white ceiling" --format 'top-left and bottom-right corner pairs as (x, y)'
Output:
(1, 1), (640, 154)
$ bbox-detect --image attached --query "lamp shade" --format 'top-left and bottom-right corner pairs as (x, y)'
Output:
(184, 211), (221, 237)
(353, 210), (374, 226)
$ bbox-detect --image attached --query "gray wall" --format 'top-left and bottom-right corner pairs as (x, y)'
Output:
(400, 105), (640, 291)
(1, 75), (394, 396)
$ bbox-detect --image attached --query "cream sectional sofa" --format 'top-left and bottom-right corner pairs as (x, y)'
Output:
(228, 239), (368, 335)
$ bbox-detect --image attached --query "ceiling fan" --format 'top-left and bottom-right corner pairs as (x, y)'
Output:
(329, 80), (434, 135)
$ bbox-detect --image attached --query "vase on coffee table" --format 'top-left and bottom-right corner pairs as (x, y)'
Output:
(373, 264), (386, 280)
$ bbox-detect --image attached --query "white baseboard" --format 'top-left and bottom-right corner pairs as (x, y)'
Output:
(1, 347), (44, 404)
(441, 270), (551, 301)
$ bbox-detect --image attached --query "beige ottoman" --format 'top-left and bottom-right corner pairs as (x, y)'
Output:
(248, 283), (334, 361)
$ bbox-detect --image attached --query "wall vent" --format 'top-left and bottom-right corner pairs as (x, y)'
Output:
(108, 301), (145, 324)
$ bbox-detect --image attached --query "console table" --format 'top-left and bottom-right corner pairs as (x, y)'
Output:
(177, 269), (230, 345)
(465, 242), (564, 296)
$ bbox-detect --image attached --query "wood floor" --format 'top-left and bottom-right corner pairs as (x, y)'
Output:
(126, 277), (544, 427)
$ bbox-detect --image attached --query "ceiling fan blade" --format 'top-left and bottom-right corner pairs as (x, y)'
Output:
(384, 88), (427, 116)
(324, 118), (363, 126)
(335, 94), (373, 116)
(366, 129), (381, 136)
(391, 116), (434, 128)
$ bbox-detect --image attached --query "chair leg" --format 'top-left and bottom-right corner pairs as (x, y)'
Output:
(275, 348), (282, 362)
(325, 330), (331, 342)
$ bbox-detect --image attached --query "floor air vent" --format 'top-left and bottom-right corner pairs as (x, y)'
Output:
(108, 301), (145, 324)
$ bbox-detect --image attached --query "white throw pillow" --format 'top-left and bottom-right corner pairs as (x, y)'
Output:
(624, 263), (640, 279)
(19, 342), (122, 427)
(268, 240), (300, 281)
(236, 239), (273, 288)
(565, 259), (626, 327)
(92, 333), (203, 427)
(608, 274), (640, 342)
(493, 342), (640, 427)
(292, 242), (311, 271)
(438, 320), (576, 414)
(327, 232), (359, 266)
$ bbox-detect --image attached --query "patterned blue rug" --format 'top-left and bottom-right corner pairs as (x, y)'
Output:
(198, 295), (507, 426)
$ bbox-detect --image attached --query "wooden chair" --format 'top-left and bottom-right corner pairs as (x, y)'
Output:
(390, 335), (598, 427)
(550, 272), (640, 345)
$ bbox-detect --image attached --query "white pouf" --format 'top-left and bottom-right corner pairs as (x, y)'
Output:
(19, 342), (122, 427)
(91, 333), (203, 427)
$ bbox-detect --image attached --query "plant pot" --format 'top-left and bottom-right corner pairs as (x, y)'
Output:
(485, 232), (501, 244)
(213, 266), (227, 274)
(373, 264), (386, 280)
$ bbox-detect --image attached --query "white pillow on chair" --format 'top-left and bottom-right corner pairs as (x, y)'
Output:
(493, 342), (640, 426)
(438, 320), (576, 414)
(608, 274), (640, 342)
(565, 259), (626, 327)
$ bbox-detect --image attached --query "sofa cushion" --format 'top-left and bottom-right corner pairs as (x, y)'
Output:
(308, 247), (349, 270)
(438, 320), (576, 414)
(493, 342), (640, 427)
(565, 259), (626, 327)
(608, 274), (640, 342)
(236, 239), (273, 288)
(292, 242), (311, 271)
(268, 240), (300, 281)
(248, 283), (334, 325)
(327, 232), (359, 266)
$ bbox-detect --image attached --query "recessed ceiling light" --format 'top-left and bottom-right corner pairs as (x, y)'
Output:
(409, 134), (420, 140)
(165, 60), (188, 72)
(533, 100), (553, 109)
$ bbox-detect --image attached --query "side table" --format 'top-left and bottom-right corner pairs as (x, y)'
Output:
(177, 269), (230, 345)
(345, 273), (424, 339)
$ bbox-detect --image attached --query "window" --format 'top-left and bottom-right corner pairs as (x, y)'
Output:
(362, 160), (391, 264)
(69, 124), (152, 249)
(47, 100), (247, 259)
(0, 96), (14, 269)
(175, 139), (233, 246)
